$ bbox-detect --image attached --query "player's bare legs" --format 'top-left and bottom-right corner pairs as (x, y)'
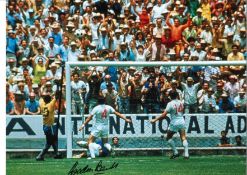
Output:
(179, 129), (189, 158)
(102, 137), (112, 152)
(166, 130), (179, 159)
(87, 135), (96, 158)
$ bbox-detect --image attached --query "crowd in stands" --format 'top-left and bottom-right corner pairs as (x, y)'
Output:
(6, 0), (246, 115)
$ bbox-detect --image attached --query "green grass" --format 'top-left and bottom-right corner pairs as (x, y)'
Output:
(7, 155), (246, 175)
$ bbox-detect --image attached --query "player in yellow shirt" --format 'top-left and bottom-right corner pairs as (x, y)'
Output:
(36, 92), (62, 161)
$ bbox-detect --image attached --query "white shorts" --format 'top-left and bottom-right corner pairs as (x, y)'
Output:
(168, 119), (186, 133)
(90, 125), (108, 138)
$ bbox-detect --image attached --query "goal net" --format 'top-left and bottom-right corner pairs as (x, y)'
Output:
(65, 61), (246, 158)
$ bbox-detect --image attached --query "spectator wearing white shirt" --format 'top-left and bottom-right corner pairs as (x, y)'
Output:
(68, 41), (81, 62)
(110, 29), (122, 51)
(224, 75), (240, 101)
(200, 24), (213, 45)
(18, 57), (33, 75)
(153, 18), (164, 36)
(181, 77), (201, 113)
(234, 89), (247, 113)
(200, 88), (218, 113)
(45, 62), (61, 83)
(223, 18), (236, 38)
(83, 0), (93, 11)
(197, 82), (209, 111)
(152, 0), (173, 22)
(45, 36), (61, 62)
(191, 43), (206, 61)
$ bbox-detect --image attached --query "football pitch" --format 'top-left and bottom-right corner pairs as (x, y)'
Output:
(7, 155), (246, 175)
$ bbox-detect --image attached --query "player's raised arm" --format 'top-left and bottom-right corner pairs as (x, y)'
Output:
(114, 111), (132, 123)
(150, 111), (168, 123)
(79, 114), (93, 131)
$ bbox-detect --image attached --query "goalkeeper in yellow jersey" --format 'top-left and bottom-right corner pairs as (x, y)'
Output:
(36, 92), (62, 161)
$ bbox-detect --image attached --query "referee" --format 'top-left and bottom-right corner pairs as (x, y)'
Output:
(36, 92), (62, 161)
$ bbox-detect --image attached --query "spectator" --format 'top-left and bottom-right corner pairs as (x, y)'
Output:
(197, 82), (209, 110)
(68, 41), (81, 62)
(200, 24), (213, 45)
(191, 43), (207, 61)
(153, 18), (164, 36)
(166, 12), (192, 43)
(181, 77), (201, 113)
(218, 32), (235, 60)
(187, 0), (200, 17)
(86, 69), (102, 112)
(112, 136), (120, 147)
(6, 93), (15, 115)
(48, 23), (63, 46)
(45, 36), (61, 63)
(149, 34), (166, 61)
(42, 81), (54, 94)
(162, 27), (174, 48)
(200, 88), (218, 113)
(98, 27), (110, 51)
(118, 71), (129, 113)
(224, 75), (240, 101)
(100, 74), (117, 91)
(142, 77), (160, 113)
(101, 83), (118, 109)
(59, 36), (70, 62)
(192, 8), (205, 26)
(128, 72), (144, 114)
(24, 92), (40, 115)
(18, 57), (33, 75)
(152, 0), (173, 21)
(233, 89), (246, 113)
(13, 91), (26, 115)
(218, 93), (235, 113)
(138, 7), (150, 29)
(218, 130), (232, 147)
(234, 135), (245, 146)
(94, 0), (108, 17)
(31, 49), (49, 84)
(17, 39), (31, 63)
(45, 62), (61, 83)
(227, 44), (245, 75)
(32, 83), (41, 101)
(6, 59), (16, 79)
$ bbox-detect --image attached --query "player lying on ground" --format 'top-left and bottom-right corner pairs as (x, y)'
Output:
(74, 140), (109, 159)
(150, 91), (189, 159)
(79, 97), (132, 159)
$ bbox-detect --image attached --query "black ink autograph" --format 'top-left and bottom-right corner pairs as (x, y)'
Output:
(68, 160), (119, 175)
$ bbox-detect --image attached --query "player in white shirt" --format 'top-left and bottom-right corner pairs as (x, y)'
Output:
(79, 97), (131, 158)
(150, 91), (189, 159)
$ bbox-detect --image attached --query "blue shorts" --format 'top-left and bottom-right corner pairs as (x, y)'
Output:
(43, 124), (57, 136)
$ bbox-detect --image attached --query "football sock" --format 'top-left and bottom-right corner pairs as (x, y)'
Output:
(167, 139), (178, 155)
(89, 143), (96, 158)
(182, 140), (189, 157)
(104, 143), (112, 152)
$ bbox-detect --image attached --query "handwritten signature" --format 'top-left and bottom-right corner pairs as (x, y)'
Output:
(68, 160), (119, 175)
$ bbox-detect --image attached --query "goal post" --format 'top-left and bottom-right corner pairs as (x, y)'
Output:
(65, 61), (246, 158)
